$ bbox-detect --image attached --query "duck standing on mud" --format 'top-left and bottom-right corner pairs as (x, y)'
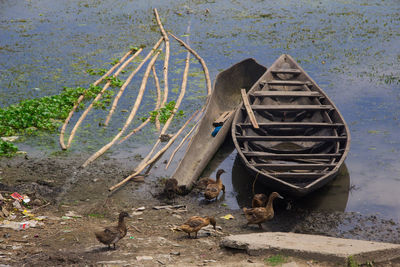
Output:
(243, 192), (283, 229)
(179, 216), (216, 239)
(252, 193), (268, 208)
(95, 211), (130, 249)
(202, 169), (226, 201)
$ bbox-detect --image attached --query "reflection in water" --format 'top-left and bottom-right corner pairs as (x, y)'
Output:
(202, 136), (350, 212)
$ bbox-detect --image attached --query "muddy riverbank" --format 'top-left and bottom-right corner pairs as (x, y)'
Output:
(0, 154), (399, 266)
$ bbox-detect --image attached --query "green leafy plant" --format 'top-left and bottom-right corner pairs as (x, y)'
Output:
(347, 256), (359, 267)
(0, 140), (18, 157)
(147, 100), (185, 124)
(86, 68), (107, 76)
(264, 255), (288, 266)
(106, 76), (124, 87)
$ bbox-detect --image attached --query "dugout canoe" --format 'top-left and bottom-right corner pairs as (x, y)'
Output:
(172, 58), (266, 188)
(231, 54), (350, 197)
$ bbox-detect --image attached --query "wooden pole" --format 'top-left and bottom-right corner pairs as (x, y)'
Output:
(103, 38), (163, 126)
(109, 110), (199, 191)
(118, 65), (162, 144)
(169, 32), (212, 96)
(81, 48), (162, 168)
(59, 49), (134, 150)
(153, 65), (162, 132)
(153, 8), (170, 116)
(132, 48), (191, 173)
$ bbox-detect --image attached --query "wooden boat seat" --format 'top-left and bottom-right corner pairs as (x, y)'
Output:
(251, 104), (333, 111)
(270, 69), (302, 74)
(252, 91), (321, 97)
(266, 80), (312, 86)
(237, 122), (345, 128)
(242, 152), (342, 159)
(251, 163), (336, 170)
(237, 136), (346, 142)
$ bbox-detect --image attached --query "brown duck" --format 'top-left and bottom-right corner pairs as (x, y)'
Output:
(164, 178), (179, 199)
(252, 193), (268, 208)
(243, 192), (283, 229)
(95, 211), (130, 249)
(179, 216), (216, 238)
(204, 169), (225, 200)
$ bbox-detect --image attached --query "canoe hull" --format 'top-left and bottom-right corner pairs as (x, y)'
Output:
(172, 58), (267, 188)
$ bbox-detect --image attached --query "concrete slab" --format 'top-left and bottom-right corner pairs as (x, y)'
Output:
(220, 232), (400, 264)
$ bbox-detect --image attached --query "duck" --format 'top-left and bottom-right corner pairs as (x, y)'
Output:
(95, 211), (130, 249)
(204, 169), (226, 200)
(164, 178), (179, 199)
(252, 193), (268, 208)
(179, 216), (216, 239)
(197, 169), (225, 189)
(243, 192), (283, 229)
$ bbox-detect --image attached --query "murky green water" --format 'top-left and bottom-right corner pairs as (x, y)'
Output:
(1, 0), (399, 219)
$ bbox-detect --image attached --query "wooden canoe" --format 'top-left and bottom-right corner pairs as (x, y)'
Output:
(172, 58), (266, 188)
(231, 54), (350, 197)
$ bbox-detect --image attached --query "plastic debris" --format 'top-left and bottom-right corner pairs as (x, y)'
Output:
(0, 220), (40, 230)
(136, 256), (153, 261)
(136, 206), (146, 211)
(11, 192), (24, 202)
(220, 214), (234, 220)
(65, 211), (82, 218)
(211, 126), (222, 137)
(1, 136), (19, 142)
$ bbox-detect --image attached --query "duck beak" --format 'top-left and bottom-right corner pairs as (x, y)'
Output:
(278, 194), (284, 199)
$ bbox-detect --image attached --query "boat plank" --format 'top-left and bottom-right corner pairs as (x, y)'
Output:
(252, 91), (320, 97)
(243, 152), (341, 159)
(271, 69), (302, 74)
(250, 104), (333, 111)
(238, 122), (344, 128)
(251, 163), (336, 170)
(237, 136), (347, 141)
(241, 89), (259, 129)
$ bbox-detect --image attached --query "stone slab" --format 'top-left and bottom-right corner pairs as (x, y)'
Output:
(220, 232), (400, 264)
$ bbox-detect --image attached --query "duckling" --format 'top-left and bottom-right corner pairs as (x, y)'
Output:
(243, 192), (283, 229)
(179, 216), (216, 239)
(95, 211), (130, 249)
(164, 178), (179, 199)
(252, 193), (268, 208)
(204, 169), (225, 200)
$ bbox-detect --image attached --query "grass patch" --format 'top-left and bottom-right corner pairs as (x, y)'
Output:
(0, 139), (18, 157)
(264, 255), (288, 266)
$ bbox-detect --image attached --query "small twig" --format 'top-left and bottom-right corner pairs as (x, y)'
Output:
(132, 225), (142, 233)
(169, 32), (212, 96)
(59, 49), (134, 149)
(104, 39), (163, 126)
(31, 202), (51, 212)
(82, 47), (162, 168)
(109, 110), (199, 191)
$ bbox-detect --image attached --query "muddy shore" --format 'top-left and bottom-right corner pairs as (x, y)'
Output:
(0, 154), (399, 266)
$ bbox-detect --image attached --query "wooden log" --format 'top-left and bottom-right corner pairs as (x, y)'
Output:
(241, 89), (259, 129)
(59, 49), (134, 150)
(109, 110), (199, 191)
(103, 38), (163, 126)
(168, 32), (212, 96)
(81, 48), (162, 168)
(213, 111), (233, 127)
(153, 65), (162, 132)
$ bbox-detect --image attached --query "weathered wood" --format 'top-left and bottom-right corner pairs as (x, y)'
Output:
(242, 152), (342, 159)
(270, 68), (302, 74)
(237, 122), (344, 128)
(241, 89), (259, 129)
(237, 136), (347, 142)
(213, 111), (233, 127)
(252, 91), (321, 97)
(250, 104), (333, 111)
(267, 80), (311, 85)
(271, 172), (327, 178)
(251, 163), (336, 170)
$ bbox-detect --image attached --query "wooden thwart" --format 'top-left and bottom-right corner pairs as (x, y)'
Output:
(237, 122), (344, 128)
(270, 68), (302, 74)
(243, 152), (341, 159)
(213, 111), (233, 127)
(251, 163), (336, 170)
(250, 104), (333, 111)
(241, 89), (259, 129)
(237, 136), (347, 141)
(252, 91), (321, 97)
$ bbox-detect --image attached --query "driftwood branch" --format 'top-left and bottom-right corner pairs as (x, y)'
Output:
(118, 66), (162, 144)
(109, 110), (199, 191)
(103, 38), (163, 127)
(132, 48), (191, 173)
(153, 66), (162, 132)
(81, 48), (162, 168)
(169, 32), (212, 96)
(154, 8), (170, 116)
(59, 49), (134, 149)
